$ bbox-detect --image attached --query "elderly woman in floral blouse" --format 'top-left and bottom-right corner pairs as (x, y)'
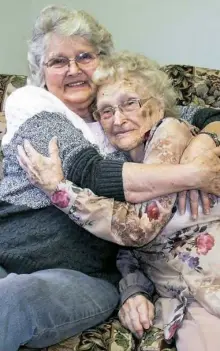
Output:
(18, 51), (220, 350)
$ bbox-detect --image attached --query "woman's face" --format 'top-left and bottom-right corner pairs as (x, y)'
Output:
(44, 34), (98, 117)
(96, 79), (164, 151)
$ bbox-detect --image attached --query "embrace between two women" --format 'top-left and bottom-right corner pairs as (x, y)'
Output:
(1, 5), (220, 351)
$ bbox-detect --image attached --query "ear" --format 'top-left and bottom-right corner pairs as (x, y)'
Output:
(139, 97), (164, 131)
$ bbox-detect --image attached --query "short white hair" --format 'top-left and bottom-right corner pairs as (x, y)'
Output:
(93, 51), (178, 117)
(28, 5), (114, 87)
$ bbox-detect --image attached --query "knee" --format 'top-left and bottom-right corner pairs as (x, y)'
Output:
(93, 279), (119, 313)
(0, 273), (45, 307)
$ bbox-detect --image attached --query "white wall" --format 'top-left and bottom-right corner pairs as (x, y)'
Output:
(1, 0), (220, 75)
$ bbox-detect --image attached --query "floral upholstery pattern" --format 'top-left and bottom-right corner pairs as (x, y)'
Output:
(164, 65), (220, 107)
(0, 65), (220, 350)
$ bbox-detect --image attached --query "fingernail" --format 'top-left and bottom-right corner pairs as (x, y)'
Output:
(192, 215), (197, 220)
(205, 209), (210, 215)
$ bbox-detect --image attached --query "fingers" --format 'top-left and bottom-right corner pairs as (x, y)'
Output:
(17, 145), (40, 184)
(119, 303), (143, 339)
(178, 191), (187, 215)
(189, 190), (199, 220)
(23, 139), (40, 162)
(17, 154), (28, 173)
(137, 299), (154, 330)
(178, 190), (210, 218)
(128, 305), (144, 338)
(200, 191), (210, 215)
(118, 295), (154, 339)
(147, 301), (154, 324)
(48, 137), (60, 161)
(17, 145), (32, 170)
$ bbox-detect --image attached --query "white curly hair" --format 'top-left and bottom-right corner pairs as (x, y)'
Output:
(93, 51), (178, 117)
(27, 5), (114, 87)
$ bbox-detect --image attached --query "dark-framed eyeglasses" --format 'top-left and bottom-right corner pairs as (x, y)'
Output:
(93, 98), (151, 121)
(44, 52), (100, 69)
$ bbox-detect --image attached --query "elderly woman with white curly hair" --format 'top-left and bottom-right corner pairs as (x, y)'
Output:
(21, 51), (220, 351)
(1, 5), (220, 350)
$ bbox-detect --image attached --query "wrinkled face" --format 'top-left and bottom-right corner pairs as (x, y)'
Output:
(96, 79), (164, 151)
(44, 34), (98, 116)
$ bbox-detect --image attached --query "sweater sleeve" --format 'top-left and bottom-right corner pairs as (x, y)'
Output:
(6, 110), (125, 202)
(67, 147), (125, 200)
(178, 105), (220, 129)
(191, 107), (220, 129)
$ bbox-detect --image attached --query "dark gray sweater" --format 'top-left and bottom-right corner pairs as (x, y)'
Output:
(0, 111), (125, 283)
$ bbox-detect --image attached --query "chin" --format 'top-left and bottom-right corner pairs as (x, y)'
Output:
(65, 93), (94, 106)
(115, 142), (133, 152)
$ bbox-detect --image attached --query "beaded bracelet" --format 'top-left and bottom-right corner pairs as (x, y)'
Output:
(199, 132), (220, 147)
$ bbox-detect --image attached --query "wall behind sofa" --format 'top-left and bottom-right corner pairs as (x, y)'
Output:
(0, 0), (220, 75)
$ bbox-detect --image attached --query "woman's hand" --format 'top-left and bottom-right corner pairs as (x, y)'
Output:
(178, 133), (217, 219)
(17, 137), (64, 195)
(118, 294), (154, 339)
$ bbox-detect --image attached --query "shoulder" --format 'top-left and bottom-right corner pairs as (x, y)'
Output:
(5, 85), (61, 118)
(3, 86), (75, 146)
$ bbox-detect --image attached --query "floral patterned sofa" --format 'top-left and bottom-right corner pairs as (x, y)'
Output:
(1, 64), (220, 351)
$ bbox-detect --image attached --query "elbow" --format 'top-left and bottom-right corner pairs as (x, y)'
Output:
(124, 190), (149, 204)
(124, 190), (141, 204)
(121, 232), (150, 248)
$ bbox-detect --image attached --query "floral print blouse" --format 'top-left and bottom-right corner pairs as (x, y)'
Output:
(49, 116), (220, 341)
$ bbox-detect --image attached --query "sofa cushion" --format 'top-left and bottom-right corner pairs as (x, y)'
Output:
(164, 65), (220, 107)
(0, 75), (26, 112)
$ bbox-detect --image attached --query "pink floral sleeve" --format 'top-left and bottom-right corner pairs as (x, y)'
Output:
(50, 117), (195, 246)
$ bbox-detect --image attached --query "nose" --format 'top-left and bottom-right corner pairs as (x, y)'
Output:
(67, 60), (81, 75)
(113, 108), (126, 126)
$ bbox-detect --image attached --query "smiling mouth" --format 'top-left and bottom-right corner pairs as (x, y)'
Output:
(66, 81), (88, 88)
(116, 130), (133, 137)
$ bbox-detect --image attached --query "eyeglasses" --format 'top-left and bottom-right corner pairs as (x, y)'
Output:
(44, 52), (100, 69)
(93, 98), (150, 121)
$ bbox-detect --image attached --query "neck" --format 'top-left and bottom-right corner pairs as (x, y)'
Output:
(66, 98), (95, 122)
(129, 144), (145, 162)
(68, 105), (94, 122)
(77, 109), (93, 122)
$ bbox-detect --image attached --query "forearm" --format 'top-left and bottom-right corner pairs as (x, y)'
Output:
(180, 122), (220, 162)
(124, 118), (197, 203)
(201, 121), (220, 135)
(69, 146), (200, 204)
(50, 179), (176, 246)
(123, 163), (200, 203)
